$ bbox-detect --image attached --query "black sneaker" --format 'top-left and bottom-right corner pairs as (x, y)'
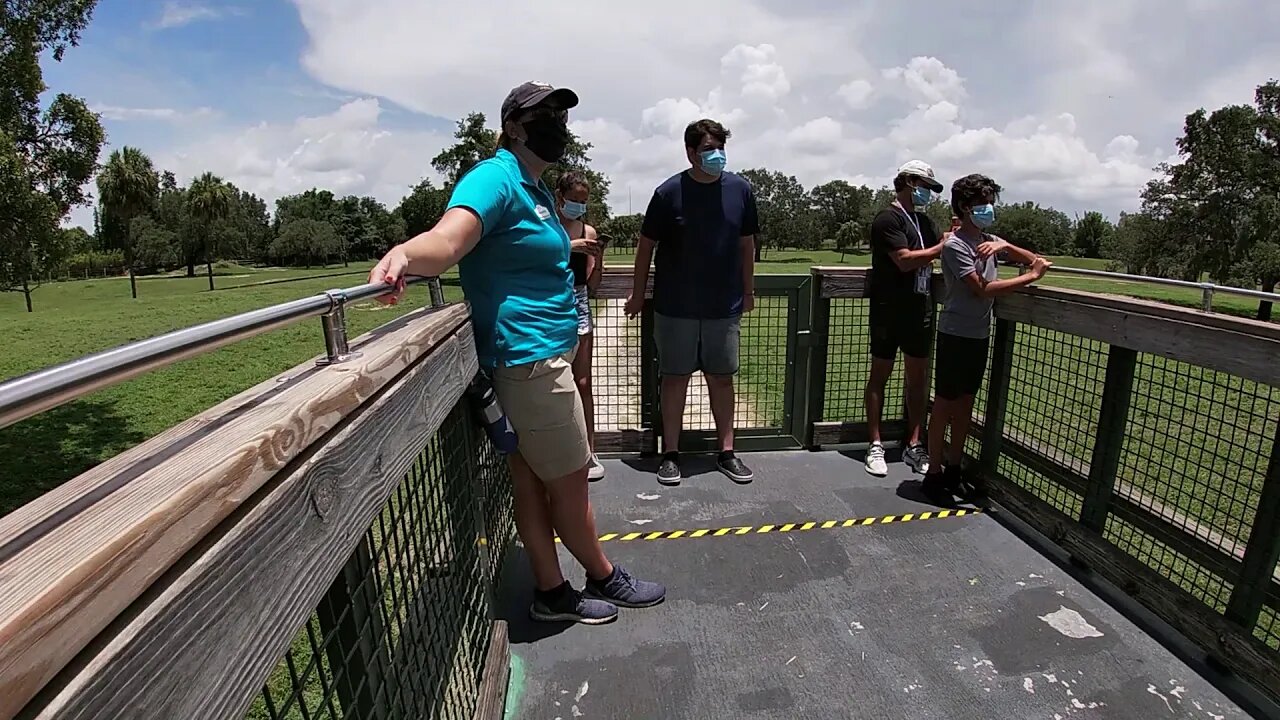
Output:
(657, 453), (681, 486)
(585, 565), (666, 609)
(529, 582), (618, 625)
(950, 464), (987, 503)
(717, 453), (754, 484)
(921, 470), (956, 507)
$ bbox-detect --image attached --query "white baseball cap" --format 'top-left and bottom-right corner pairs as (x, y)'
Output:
(897, 160), (943, 192)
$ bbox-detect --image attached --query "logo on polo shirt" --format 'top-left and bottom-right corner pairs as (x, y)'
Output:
(534, 204), (552, 220)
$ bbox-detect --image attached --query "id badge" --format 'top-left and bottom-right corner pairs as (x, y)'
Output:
(914, 267), (930, 296)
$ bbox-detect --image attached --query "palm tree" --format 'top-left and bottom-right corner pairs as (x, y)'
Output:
(97, 147), (159, 299)
(187, 172), (232, 290)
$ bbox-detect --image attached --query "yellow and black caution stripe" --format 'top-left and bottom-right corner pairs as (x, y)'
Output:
(552, 508), (981, 544)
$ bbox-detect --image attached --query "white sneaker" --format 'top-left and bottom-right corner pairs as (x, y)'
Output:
(587, 454), (606, 481)
(903, 444), (930, 475)
(865, 443), (888, 476)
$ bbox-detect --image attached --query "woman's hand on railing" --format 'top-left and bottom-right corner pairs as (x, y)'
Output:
(370, 246), (410, 305)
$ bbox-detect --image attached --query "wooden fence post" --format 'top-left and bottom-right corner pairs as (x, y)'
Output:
(979, 318), (1017, 473)
(640, 303), (659, 454)
(804, 269), (831, 447)
(1079, 345), (1137, 532)
(1224, 422), (1280, 629)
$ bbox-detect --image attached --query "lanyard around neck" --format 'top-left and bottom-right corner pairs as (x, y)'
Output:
(896, 204), (923, 249)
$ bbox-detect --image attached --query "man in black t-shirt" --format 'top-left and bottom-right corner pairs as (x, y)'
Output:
(864, 160), (944, 478)
(626, 118), (759, 487)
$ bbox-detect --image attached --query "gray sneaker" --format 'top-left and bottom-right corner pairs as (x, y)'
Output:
(903, 443), (930, 474)
(585, 565), (667, 608)
(530, 584), (618, 625)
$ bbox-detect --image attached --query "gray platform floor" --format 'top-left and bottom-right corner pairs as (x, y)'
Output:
(499, 450), (1249, 719)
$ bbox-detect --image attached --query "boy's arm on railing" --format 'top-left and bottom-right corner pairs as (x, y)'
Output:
(966, 257), (1052, 298)
(977, 235), (1038, 266)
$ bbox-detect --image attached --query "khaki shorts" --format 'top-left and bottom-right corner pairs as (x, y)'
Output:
(491, 348), (591, 481)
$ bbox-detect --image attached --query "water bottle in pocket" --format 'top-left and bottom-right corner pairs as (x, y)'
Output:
(466, 372), (518, 454)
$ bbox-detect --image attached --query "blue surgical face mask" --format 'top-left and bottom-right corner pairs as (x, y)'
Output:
(971, 203), (996, 229)
(699, 148), (727, 175)
(562, 200), (587, 219)
(911, 185), (932, 208)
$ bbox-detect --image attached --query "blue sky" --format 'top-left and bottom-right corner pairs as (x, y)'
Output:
(50, 0), (1280, 229)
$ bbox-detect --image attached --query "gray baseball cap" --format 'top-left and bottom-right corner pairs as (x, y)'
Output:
(897, 159), (944, 192)
(500, 81), (579, 123)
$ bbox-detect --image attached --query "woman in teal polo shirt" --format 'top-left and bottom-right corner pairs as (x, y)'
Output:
(370, 82), (664, 625)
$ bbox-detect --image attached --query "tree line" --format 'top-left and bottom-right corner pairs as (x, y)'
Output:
(3, 2), (1276, 318)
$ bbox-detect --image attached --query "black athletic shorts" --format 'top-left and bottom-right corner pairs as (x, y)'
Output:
(934, 332), (990, 400)
(868, 294), (933, 360)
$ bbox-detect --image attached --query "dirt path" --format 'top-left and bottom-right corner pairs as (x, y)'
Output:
(591, 299), (764, 432)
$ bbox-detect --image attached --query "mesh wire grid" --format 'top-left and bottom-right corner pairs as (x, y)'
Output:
(247, 402), (502, 720)
(822, 298), (906, 424)
(1002, 326), (1108, 477)
(588, 293), (793, 439)
(1260, 584), (1280, 650)
(696, 292), (790, 431)
(1115, 355), (1280, 553)
(586, 297), (645, 434)
(1103, 514), (1235, 612)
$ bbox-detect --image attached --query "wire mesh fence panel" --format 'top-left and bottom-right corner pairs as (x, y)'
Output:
(996, 454), (1085, 520)
(1116, 356), (1280, 554)
(730, 293), (790, 430)
(247, 403), (497, 720)
(644, 293), (793, 434)
(1259, 580), (1280, 650)
(822, 299), (905, 424)
(1002, 327), (1107, 476)
(1103, 515), (1236, 613)
(962, 323), (996, 461)
(588, 297), (644, 433)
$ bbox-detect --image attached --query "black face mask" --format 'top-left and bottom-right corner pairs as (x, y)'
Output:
(521, 116), (570, 163)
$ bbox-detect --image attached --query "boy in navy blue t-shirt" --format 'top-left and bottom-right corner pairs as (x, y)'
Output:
(626, 119), (760, 487)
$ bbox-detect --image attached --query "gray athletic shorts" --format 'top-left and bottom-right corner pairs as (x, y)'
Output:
(654, 313), (741, 376)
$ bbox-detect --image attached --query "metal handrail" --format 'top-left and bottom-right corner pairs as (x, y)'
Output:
(0, 277), (440, 431)
(1043, 265), (1280, 305)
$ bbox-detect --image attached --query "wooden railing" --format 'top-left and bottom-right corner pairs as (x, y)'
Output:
(812, 266), (1280, 702)
(0, 303), (514, 720)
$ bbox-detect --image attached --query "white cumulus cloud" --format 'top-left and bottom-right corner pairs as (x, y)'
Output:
(74, 0), (1277, 230)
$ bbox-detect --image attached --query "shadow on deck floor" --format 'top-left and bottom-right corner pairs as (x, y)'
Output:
(498, 450), (1248, 720)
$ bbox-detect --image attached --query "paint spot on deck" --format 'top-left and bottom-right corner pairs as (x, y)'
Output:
(1039, 606), (1104, 639)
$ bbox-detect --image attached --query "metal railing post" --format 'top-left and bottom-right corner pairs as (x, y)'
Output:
(317, 289), (359, 366)
(427, 277), (446, 307)
(1200, 283), (1215, 312)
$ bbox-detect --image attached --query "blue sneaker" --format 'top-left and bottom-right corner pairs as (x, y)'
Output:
(529, 584), (618, 625)
(585, 565), (666, 608)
